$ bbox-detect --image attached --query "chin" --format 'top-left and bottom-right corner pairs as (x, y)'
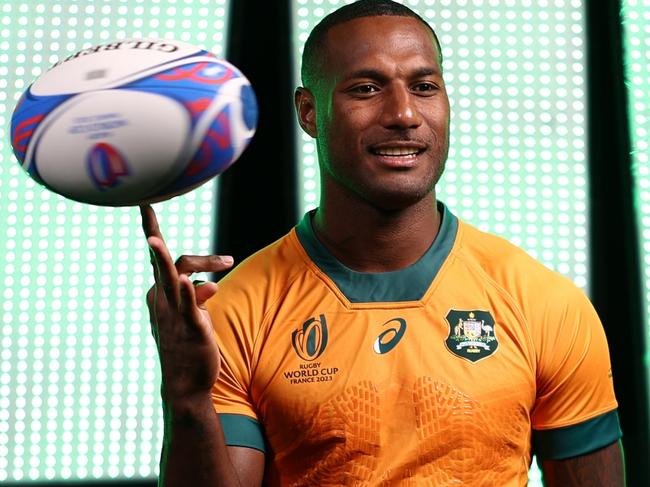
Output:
(363, 186), (435, 212)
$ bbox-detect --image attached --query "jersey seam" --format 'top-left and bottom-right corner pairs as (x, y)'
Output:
(453, 223), (538, 373)
(534, 321), (590, 399)
(248, 231), (317, 395)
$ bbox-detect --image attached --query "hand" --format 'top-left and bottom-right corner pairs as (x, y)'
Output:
(140, 205), (234, 405)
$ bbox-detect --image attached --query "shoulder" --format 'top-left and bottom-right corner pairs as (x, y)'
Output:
(451, 218), (598, 345)
(203, 227), (314, 355)
(211, 228), (309, 306)
(454, 219), (584, 303)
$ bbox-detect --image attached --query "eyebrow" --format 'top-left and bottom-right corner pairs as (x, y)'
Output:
(345, 67), (441, 81)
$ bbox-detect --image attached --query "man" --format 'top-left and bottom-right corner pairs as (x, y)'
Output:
(141, 1), (624, 485)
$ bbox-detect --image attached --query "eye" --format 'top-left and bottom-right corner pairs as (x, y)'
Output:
(349, 84), (379, 95)
(412, 82), (439, 94)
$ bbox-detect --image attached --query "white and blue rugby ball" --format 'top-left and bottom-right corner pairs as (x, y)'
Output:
(10, 39), (258, 206)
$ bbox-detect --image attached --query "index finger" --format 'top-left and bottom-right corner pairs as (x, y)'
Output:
(140, 205), (179, 303)
(140, 204), (164, 241)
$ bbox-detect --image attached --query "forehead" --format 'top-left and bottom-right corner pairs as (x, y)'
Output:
(320, 16), (441, 78)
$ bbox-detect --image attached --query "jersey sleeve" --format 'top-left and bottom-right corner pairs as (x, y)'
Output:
(204, 278), (266, 452)
(530, 279), (621, 459)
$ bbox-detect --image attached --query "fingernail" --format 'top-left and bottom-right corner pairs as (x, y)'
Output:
(222, 256), (234, 265)
(193, 280), (207, 287)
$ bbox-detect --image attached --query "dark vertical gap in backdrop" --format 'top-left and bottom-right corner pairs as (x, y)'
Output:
(586, 0), (649, 482)
(214, 0), (298, 271)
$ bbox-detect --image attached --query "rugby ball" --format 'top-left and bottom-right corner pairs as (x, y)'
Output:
(10, 39), (257, 206)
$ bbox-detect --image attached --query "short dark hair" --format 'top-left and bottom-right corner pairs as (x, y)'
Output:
(301, 0), (443, 89)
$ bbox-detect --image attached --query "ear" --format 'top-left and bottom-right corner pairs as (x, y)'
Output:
(295, 87), (318, 138)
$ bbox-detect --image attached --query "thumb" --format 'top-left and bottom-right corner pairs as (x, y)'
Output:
(193, 280), (219, 308)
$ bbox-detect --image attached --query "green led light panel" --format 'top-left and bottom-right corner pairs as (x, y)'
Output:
(622, 0), (650, 396)
(293, 1), (589, 485)
(0, 0), (230, 482)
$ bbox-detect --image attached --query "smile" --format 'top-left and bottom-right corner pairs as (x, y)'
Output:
(370, 146), (425, 157)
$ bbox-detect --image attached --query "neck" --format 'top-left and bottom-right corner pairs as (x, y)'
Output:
(313, 192), (441, 272)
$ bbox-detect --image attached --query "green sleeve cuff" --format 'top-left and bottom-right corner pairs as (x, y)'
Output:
(219, 413), (267, 453)
(532, 409), (622, 460)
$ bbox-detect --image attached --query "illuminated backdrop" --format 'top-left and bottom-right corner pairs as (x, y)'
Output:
(0, 0), (633, 483)
(623, 0), (650, 409)
(0, 0), (229, 482)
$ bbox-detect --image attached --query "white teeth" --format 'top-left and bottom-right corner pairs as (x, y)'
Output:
(375, 147), (420, 156)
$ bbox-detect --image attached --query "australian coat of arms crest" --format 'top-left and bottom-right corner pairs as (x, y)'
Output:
(445, 310), (498, 363)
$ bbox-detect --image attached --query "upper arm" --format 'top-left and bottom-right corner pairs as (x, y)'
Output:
(227, 446), (266, 487)
(531, 282), (618, 430)
(205, 280), (269, 486)
(540, 440), (625, 487)
(529, 280), (621, 459)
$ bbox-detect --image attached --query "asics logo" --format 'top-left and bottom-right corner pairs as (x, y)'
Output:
(373, 318), (407, 355)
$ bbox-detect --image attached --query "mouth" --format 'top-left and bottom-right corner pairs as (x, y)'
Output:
(369, 141), (427, 155)
(369, 143), (427, 166)
(371, 147), (423, 156)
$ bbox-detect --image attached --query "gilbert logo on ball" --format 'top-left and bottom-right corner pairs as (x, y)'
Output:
(10, 39), (258, 206)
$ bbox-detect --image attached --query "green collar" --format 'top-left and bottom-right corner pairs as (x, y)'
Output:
(295, 202), (458, 303)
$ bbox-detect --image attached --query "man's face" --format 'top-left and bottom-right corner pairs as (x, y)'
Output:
(298, 15), (450, 211)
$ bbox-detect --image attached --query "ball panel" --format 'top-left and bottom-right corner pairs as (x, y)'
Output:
(159, 104), (238, 195)
(33, 90), (192, 206)
(10, 90), (72, 173)
(127, 76), (257, 201)
(240, 84), (258, 132)
(122, 60), (241, 93)
(223, 80), (258, 161)
(151, 78), (257, 197)
(30, 39), (209, 97)
(132, 91), (257, 201)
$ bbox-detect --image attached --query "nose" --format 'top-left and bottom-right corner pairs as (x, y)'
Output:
(380, 85), (422, 130)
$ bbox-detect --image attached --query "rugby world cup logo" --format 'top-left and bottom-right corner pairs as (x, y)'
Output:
(87, 142), (130, 190)
(291, 314), (328, 361)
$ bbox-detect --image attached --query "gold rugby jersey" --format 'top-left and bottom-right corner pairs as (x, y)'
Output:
(206, 203), (620, 486)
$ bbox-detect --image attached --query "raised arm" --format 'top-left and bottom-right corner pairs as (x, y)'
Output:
(141, 205), (265, 487)
(541, 440), (625, 487)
